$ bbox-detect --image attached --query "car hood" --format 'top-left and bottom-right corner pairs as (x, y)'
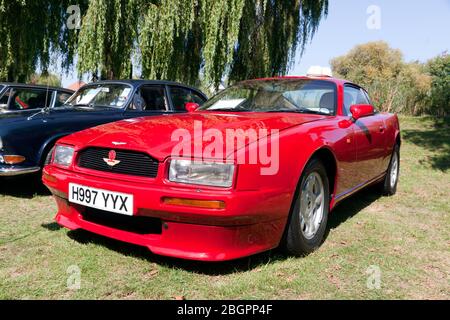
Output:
(63, 112), (326, 161)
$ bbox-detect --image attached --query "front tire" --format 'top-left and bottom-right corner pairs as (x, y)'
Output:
(282, 158), (330, 256)
(382, 145), (400, 196)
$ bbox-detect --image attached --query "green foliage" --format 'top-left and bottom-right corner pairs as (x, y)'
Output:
(0, 0), (88, 82)
(331, 41), (444, 116)
(426, 53), (450, 116)
(29, 73), (62, 87)
(77, 0), (328, 88)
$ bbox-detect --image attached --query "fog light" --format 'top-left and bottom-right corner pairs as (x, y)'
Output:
(163, 197), (226, 209)
(3, 155), (26, 164)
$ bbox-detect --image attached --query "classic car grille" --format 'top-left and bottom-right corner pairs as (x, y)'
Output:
(77, 147), (159, 178)
(82, 208), (162, 235)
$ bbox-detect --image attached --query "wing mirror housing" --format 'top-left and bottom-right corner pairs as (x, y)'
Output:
(185, 102), (200, 113)
(350, 104), (375, 121)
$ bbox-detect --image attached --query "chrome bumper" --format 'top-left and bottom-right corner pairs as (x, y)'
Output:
(0, 166), (41, 177)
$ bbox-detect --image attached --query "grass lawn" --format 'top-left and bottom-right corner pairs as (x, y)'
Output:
(0, 116), (449, 300)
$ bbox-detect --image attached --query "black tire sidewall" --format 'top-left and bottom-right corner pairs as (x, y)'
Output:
(285, 158), (330, 256)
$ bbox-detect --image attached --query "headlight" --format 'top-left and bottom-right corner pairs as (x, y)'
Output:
(169, 159), (235, 188)
(53, 145), (75, 167)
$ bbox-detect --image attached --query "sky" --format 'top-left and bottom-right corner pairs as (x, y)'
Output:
(290, 0), (450, 76)
(62, 0), (450, 87)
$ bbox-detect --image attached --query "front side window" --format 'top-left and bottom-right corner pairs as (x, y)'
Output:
(55, 91), (73, 108)
(65, 84), (133, 109)
(129, 86), (168, 112)
(170, 87), (206, 111)
(199, 80), (337, 115)
(343, 85), (370, 116)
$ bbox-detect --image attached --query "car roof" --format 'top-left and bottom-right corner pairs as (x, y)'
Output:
(0, 82), (74, 93)
(246, 75), (352, 85)
(81, 80), (205, 94)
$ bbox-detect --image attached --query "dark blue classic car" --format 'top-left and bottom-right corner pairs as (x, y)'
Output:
(0, 80), (207, 177)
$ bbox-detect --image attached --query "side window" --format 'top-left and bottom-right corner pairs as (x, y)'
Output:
(343, 85), (370, 116)
(55, 91), (73, 108)
(0, 88), (12, 110)
(10, 88), (52, 110)
(169, 87), (206, 111)
(132, 85), (168, 112)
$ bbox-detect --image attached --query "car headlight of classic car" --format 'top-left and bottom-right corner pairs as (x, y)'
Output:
(169, 159), (235, 188)
(53, 145), (75, 167)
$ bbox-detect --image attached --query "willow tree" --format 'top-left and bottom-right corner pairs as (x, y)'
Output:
(77, 0), (328, 87)
(0, 0), (86, 82)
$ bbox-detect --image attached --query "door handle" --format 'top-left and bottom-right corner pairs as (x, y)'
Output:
(379, 126), (386, 133)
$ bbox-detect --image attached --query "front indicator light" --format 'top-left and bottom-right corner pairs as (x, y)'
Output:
(163, 197), (226, 209)
(43, 172), (58, 183)
(3, 155), (26, 164)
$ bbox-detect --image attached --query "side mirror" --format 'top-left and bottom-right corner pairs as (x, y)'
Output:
(185, 102), (200, 113)
(350, 104), (375, 121)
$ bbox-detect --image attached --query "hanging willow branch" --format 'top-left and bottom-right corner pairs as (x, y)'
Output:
(0, 1), (328, 86)
(78, 0), (328, 87)
(0, 0), (87, 82)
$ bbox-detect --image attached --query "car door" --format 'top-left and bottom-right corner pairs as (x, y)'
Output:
(344, 84), (387, 185)
(124, 85), (170, 119)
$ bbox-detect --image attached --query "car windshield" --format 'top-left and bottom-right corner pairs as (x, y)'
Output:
(199, 79), (337, 115)
(64, 84), (133, 109)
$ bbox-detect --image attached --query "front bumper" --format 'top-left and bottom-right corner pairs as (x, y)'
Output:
(0, 164), (40, 177)
(43, 165), (289, 262)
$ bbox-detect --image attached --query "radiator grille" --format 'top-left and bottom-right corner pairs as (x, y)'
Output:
(77, 148), (159, 178)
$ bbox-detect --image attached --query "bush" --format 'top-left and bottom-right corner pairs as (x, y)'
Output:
(427, 54), (450, 116)
(331, 41), (448, 116)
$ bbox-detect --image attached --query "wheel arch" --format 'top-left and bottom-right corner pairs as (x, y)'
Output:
(38, 133), (72, 166)
(308, 147), (338, 198)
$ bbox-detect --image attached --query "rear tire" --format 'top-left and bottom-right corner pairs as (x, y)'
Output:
(282, 158), (330, 256)
(381, 145), (400, 196)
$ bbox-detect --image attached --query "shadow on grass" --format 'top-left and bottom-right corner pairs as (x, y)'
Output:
(67, 229), (285, 275)
(63, 186), (382, 275)
(0, 173), (50, 198)
(41, 222), (63, 232)
(402, 116), (450, 172)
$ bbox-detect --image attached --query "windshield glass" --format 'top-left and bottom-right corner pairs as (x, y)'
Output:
(64, 84), (133, 109)
(199, 79), (337, 115)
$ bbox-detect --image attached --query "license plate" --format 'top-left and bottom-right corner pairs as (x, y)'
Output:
(69, 183), (134, 216)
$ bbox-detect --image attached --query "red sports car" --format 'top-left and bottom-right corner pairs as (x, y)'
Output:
(43, 76), (401, 261)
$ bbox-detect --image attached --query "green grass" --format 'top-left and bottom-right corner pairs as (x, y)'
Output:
(0, 116), (449, 300)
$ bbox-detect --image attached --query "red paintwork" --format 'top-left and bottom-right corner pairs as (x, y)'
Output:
(43, 77), (401, 262)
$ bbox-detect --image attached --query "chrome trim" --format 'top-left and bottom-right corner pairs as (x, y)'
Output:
(0, 166), (41, 176)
